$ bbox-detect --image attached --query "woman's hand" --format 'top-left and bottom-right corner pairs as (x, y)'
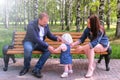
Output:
(70, 41), (80, 47)
(75, 46), (82, 52)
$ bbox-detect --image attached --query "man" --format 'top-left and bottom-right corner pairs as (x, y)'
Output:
(19, 12), (61, 78)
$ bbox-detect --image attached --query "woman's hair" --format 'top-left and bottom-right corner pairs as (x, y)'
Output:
(62, 33), (73, 44)
(89, 14), (105, 39)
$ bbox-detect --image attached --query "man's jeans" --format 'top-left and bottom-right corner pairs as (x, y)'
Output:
(23, 41), (51, 70)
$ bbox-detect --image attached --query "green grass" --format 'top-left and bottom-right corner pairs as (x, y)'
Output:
(110, 40), (120, 59)
(0, 24), (120, 59)
(0, 28), (13, 57)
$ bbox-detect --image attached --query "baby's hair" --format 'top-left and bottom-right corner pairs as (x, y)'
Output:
(62, 33), (73, 44)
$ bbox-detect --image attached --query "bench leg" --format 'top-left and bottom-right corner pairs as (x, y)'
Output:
(2, 45), (10, 71)
(98, 55), (104, 63)
(104, 54), (110, 71)
(104, 46), (112, 71)
(98, 46), (112, 71)
(10, 54), (16, 63)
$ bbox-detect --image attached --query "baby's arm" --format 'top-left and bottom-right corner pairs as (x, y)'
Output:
(53, 43), (67, 53)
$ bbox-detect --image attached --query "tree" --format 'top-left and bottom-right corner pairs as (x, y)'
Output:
(99, 0), (105, 26)
(4, 0), (9, 28)
(58, 0), (65, 30)
(106, 0), (111, 29)
(76, 0), (80, 32)
(65, 0), (73, 31)
(115, 0), (120, 38)
(23, 0), (27, 29)
(46, 0), (58, 26)
(34, 0), (38, 19)
(44, 0), (47, 12)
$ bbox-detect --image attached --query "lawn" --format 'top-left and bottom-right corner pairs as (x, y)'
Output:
(0, 24), (120, 59)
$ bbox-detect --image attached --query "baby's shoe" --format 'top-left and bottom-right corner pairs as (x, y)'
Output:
(61, 72), (68, 78)
(68, 70), (73, 74)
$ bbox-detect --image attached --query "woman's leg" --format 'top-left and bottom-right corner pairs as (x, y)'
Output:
(76, 44), (95, 77)
(84, 44), (108, 78)
(76, 44), (108, 78)
(94, 44), (108, 52)
(82, 44), (95, 78)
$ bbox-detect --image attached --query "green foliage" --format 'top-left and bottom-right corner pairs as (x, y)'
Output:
(104, 0), (117, 22)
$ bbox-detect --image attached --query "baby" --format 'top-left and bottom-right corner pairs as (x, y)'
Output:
(52, 33), (73, 78)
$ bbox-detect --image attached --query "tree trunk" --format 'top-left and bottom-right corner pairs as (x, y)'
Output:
(106, 0), (110, 29)
(115, 0), (120, 38)
(30, 0), (34, 20)
(44, 0), (47, 12)
(65, 0), (72, 31)
(27, 0), (30, 23)
(82, 1), (86, 30)
(65, 0), (73, 31)
(76, 0), (80, 32)
(24, 0), (27, 30)
(34, 0), (38, 19)
(4, 0), (9, 28)
(65, 0), (68, 26)
(99, 0), (105, 26)
(87, 4), (90, 17)
(60, 0), (65, 30)
(19, 0), (22, 28)
(15, 0), (18, 29)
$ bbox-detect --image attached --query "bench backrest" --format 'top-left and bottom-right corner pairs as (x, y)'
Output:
(7, 32), (107, 54)
(12, 32), (89, 53)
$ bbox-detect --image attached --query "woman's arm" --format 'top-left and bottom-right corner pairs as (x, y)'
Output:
(71, 27), (89, 47)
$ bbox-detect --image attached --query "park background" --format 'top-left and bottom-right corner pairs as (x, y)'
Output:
(0, 0), (120, 59)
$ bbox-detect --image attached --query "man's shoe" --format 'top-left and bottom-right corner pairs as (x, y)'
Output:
(32, 70), (43, 78)
(19, 68), (29, 76)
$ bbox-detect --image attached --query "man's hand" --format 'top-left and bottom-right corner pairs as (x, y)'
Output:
(48, 46), (54, 53)
(57, 36), (62, 42)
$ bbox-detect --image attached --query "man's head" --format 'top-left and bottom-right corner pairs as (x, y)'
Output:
(38, 12), (49, 27)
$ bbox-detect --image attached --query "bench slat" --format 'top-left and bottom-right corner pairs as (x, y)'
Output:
(15, 32), (83, 35)
(7, 49), (108, 54)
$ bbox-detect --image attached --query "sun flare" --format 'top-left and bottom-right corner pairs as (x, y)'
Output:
(0, 0), (5, 6)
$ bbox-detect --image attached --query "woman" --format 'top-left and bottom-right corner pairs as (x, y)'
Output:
(71, 15), (110, 78)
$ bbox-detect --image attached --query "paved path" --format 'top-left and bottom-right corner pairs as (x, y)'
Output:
(0, 58), (120, 80)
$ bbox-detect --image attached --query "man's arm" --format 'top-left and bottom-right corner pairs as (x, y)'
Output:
(46, 25), (59, 41)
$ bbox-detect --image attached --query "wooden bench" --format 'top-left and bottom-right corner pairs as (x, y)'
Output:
(2, 31), (112, 71)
